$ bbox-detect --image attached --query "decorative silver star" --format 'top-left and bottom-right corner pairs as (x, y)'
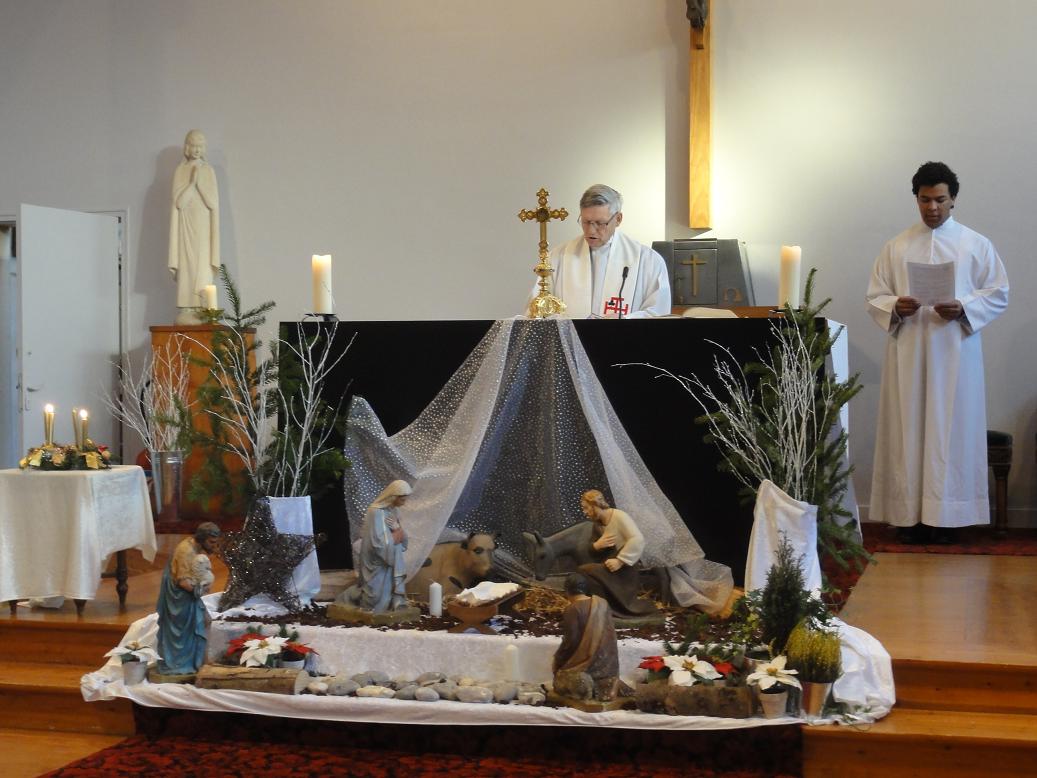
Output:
(218, 498), (315, 613)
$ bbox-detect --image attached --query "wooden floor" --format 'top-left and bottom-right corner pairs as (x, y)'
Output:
(839, 552), (1037, 665)
(806, 552), (1037, 777)
(2, 547), (1035, 776)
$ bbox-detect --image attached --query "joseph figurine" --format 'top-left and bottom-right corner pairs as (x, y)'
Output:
(156, 522), (220, 676)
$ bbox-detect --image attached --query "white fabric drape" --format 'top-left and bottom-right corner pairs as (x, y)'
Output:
(744, 479), (821, 594)
(342, 319), (732, 612)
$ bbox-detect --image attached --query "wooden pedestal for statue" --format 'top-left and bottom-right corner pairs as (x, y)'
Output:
(149, 325), (255, 531)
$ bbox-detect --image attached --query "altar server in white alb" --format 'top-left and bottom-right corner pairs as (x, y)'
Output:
(531, 184), (671, 318)
(867, 161), (1008, 544)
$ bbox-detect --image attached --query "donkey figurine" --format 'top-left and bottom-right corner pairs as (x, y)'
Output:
(521, 523), (609, 580)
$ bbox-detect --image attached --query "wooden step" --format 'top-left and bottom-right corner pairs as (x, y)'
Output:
(0, 659), (134, 735)
(0, 727), (126, 778)
(0, 618), (128, 666)
(804, 708), (1037, 778)
(893, 658), (1037, 714)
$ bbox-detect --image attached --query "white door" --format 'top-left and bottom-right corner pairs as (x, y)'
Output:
(18, 204), (122, 461)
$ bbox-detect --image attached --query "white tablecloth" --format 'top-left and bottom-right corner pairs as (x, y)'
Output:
(0, 465), (156, 601)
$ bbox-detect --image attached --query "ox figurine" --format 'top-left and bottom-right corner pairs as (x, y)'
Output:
(406, 532), (497, 599)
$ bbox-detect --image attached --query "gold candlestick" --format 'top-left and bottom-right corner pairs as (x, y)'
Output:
(519, 188), (568, 319)
(44, 404), (55, 446)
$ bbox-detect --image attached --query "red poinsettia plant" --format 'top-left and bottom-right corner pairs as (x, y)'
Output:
(278, 624), (318, 662)
(638, 641), (742, 686)
(224, 624), (318, 666)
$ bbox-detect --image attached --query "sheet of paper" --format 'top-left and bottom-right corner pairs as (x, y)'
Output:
(907, 261), (955, 306)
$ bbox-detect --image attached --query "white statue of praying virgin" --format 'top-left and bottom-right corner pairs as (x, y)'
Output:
(168, 129), (220, 324)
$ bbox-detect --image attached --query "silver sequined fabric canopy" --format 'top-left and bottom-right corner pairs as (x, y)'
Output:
(343, 319), (732, 611)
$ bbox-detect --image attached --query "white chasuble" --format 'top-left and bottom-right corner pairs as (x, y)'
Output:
(866, 217), (1008, 528)
(528, 231), (671, 318)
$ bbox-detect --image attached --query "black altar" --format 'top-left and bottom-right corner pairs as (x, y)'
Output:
(289, 318), (787, 586)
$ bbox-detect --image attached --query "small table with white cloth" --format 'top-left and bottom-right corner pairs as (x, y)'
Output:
(0, 465), (157, 615)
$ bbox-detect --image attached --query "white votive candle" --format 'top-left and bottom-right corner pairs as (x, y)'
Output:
(428, 582), (443, 617)
(312, 254), (333, 314)
(778, 245), (802, 309)
(202, 284), (217, 309)
(504, 643), (520, 681)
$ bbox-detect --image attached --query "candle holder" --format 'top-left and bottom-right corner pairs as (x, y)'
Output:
(195, 307), (225, 325)
(305, 312), (339, 323)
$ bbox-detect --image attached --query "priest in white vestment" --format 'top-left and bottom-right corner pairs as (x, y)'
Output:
(866, 162), (1008, 543)
(528, 184), (671, 318)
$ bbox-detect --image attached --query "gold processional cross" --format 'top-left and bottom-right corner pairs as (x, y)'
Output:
(519, 188), (568, 319)
(679, 254), (707, 297)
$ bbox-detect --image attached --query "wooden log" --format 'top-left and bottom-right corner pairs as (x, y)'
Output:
(195, 664), (308, 695)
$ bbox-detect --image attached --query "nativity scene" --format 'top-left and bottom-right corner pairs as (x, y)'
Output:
(0, 3), (1029, 777)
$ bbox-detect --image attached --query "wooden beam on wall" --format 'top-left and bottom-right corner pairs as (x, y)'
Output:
(689, 16), (711, 229)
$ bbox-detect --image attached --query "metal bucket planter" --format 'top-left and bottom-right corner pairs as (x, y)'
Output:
(800, 680), (833, 718)
(151, 450), (184, 522)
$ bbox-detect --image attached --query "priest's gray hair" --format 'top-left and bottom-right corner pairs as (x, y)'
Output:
(580, 184), (623, 216)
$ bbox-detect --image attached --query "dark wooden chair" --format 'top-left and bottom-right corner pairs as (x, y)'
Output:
(987, 430), (1012, 537)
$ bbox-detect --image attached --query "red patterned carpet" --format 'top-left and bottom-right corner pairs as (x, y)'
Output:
(43, 711), (801, 778)
(861, 522), (1037, 556)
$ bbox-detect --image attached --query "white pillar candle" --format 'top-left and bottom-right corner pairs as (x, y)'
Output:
(79, 408), (89, 445)
(312, 254), (333, 314)
(504, 643), (520, 681)
(43, 403), (55, 446)
(202, 284), (217, 310)
(428, 582), (443, 617)
(778, 245), (802, 309)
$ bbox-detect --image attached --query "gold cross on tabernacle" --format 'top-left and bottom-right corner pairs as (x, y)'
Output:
(518, 188), (569, 262)
(680, 254), (707, 297)
(519, 188), (569, 318)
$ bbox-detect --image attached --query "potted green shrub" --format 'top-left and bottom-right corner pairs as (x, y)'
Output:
(785, 620), (842, 717)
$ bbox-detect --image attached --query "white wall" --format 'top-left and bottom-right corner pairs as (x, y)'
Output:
(0, 0), (690, 329)
(709, 0), (1037, 523)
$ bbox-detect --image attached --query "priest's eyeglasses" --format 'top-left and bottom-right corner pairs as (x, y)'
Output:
(579, 214), (617, 231)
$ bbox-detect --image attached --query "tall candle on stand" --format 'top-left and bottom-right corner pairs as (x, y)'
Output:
(428, 582), (443, 617)
(778, 245), (802, 309)
(79, 409), (89, 445)
(202, 284), (218, 310)
(312, 254), (333, 314)
(43, 403), (55, 446)
(71, 407), (81, 447)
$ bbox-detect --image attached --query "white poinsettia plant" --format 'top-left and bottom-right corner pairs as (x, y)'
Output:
(239, 636), (289, 667)
(745, 655), (802, 692)
(105, 640), (161, 665)
(663, 655), (723, 686)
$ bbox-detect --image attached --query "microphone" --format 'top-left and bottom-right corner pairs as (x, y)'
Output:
(617, 266), (630, 319)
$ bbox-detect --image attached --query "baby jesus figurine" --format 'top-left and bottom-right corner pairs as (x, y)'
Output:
(190, 553), (215, 597)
